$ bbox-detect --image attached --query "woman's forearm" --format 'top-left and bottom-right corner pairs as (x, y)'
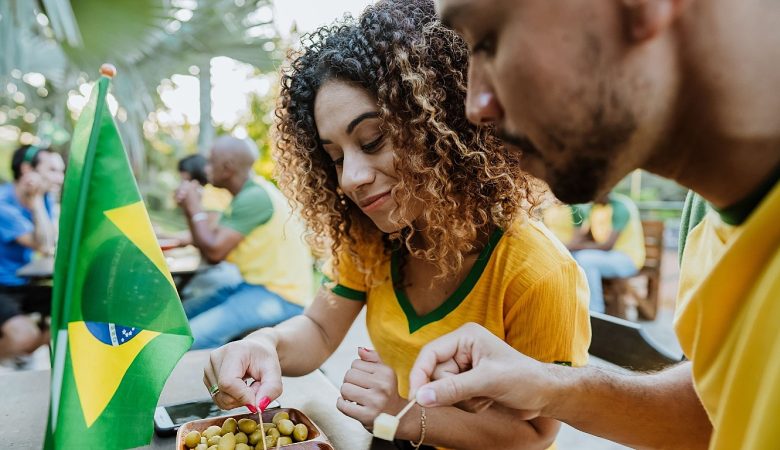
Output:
(246, 315), (334, 377)
(30, 197), (55, 254)
(397, 403), (558, 450)
(249, 294), (362, 377)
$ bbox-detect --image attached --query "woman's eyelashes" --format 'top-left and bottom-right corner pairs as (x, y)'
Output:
(326, 134), (385, 166)
(361, 135), (385, 152)
(472, 32), (497, 57)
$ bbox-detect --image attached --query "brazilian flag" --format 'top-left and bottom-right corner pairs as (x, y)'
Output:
(45, 70), (193, 449)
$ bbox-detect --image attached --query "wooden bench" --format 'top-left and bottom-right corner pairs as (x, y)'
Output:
(602, 220), (664, 320)
(589, 311), (683, 371)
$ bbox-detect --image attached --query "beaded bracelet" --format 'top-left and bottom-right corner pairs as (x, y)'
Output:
(410, 406), (426, 449)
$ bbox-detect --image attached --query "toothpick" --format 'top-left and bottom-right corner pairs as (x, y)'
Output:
(260, 413), (268, 450)
(396, 398), (417, 420)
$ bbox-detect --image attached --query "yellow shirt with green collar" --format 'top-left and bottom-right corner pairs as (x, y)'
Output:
(542, 203), (579, 244)
(325, 218), (591, 398)
(201, 184), (232, 213)
(675, 176), (780, 449)
(220, 177), (313, 306)
(585, 193), (645, 269)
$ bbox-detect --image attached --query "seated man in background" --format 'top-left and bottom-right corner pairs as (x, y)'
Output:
(177, 154), (233, 231)
(541, 201), (579, 244)
(0, 144), (64, 358)
(172, 154), (242, 304)
(567, 192), (645, 313)
(176, 136), (313, 349)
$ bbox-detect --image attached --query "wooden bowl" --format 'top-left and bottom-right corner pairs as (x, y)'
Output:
(175, 407), (333, 449)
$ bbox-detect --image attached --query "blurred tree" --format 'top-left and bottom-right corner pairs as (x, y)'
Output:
(0, 0), (282, 175)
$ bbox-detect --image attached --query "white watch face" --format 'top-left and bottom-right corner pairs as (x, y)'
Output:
(373, 413), (399, 441)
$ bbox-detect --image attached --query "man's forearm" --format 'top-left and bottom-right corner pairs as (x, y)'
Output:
(186, 211), (221, 260)
(546, 362), (711, 450)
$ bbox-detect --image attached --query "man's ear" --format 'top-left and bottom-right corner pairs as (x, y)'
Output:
(622, 0), (690, 41)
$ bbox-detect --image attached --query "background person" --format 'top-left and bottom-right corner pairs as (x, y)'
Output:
(567, 192), (644, 313)
(0, 145), (64, 358)
(171, 154), (242, 306)
(176, 136), (313, 349)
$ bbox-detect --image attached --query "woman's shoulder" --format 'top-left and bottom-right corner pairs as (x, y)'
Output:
(496, 216), (578, 273)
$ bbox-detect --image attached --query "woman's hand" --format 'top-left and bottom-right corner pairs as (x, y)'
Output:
(202, 333), (283, 410)
(337, 347), (407, 431)
(17, 171), (47, 203)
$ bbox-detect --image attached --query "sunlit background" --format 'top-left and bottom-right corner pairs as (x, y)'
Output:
(0, 0), (685, 218)
(0, 0), (374, 210)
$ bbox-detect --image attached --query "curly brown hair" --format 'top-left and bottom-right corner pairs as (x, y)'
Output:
(275, 0), (541, 286)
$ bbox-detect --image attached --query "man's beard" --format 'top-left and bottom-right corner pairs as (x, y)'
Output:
(548, 155), (610, 204)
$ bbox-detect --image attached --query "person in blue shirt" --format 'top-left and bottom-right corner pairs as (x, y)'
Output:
(0, 144), (63, 358)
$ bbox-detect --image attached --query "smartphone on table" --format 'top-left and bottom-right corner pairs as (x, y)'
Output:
(154, 398), (280, 436)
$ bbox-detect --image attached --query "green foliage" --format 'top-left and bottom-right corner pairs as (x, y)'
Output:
(1, 0), (282, 175)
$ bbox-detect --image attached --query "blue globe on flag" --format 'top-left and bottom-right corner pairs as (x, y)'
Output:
(85, 322), (141, 346)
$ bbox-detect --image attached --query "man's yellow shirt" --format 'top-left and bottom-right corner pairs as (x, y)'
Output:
(675, 181), (780, 449)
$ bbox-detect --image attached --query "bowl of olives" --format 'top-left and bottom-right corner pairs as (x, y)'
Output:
(176, 407), (333, 450)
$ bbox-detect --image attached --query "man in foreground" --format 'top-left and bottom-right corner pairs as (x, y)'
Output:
(409, 0), (780, 449)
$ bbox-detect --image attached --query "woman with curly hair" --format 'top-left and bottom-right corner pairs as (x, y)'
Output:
(204, 0), (590, 448)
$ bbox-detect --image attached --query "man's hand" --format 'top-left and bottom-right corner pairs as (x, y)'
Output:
(337, 348), (407, 431)
(408, 323), (556, 420)
(175, 180), (203, 216)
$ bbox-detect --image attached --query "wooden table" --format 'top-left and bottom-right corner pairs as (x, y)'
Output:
(0, 350), (394, 450)
(16, 250), (201, 280)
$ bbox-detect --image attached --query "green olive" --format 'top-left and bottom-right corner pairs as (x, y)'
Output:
(277, 436), (293, 446)
(221, 417), (238, 435)
(235, 444), (252, 450)
(207, 446), (217, 450)
(195, 444), (208, 450)
(263, 434), (278, 448)
(204, 425), (222, 439)
(236, 431), (248, 444)
(271, 412), (289, 426)
(208, 435), (221, 446)
(238, 418), (257, 434)
(184, 430), (202, 448)
(276, 419), (294, 436)
(266, 428), (280, 440)
(217, 432), (236, 450)
(292, 423), (308, 442)
(262, 422), (277, 432)
(248, 429), (264, 445)
(201, 436), (208, 444)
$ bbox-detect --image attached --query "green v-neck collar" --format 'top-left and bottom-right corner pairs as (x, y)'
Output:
(392, 228), (504, 333)
(713, 161), (780, 226)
